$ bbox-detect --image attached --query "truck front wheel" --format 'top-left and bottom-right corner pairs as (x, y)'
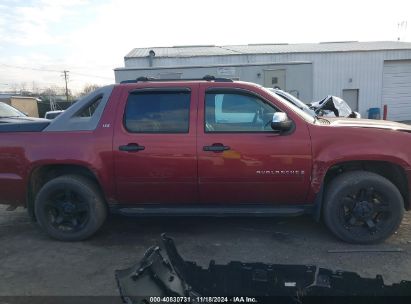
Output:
(34, 175), (107, 241)
(323, 171), (404, 244)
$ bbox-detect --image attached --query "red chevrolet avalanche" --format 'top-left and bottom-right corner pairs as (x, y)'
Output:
(0, 76), (410, 243)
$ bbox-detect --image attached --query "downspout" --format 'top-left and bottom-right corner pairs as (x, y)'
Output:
(148, 50), (156, 67)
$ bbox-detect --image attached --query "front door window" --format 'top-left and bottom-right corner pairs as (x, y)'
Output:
(205, 92), (276, 132)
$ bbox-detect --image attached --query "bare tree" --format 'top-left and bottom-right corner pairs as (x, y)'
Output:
(41, 87), (59, 97)
(78, 84), (101, 97)
(19, 82), (27, 93)
(9, 83), (19, 94)
(31, 81), (40, 95)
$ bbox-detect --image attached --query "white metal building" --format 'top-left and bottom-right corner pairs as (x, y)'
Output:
(114, 41), (411, 121)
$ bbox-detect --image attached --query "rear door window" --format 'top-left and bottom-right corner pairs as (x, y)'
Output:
(124, 90), (190, 133)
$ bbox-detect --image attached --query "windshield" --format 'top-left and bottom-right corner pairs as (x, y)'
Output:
(267, 88), (317, 115)
(276, 89), (310, 109)
(0, 102), (26, 118)
(262, 87), (315, 123)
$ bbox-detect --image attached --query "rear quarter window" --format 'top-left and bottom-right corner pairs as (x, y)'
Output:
(75, 97), (102, 118)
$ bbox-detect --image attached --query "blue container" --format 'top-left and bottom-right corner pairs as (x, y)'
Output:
(368, 107), (381, 119)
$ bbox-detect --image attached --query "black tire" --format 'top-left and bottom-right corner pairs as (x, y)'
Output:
(323, 171), (404, 244)
(34, 175), (107, 241)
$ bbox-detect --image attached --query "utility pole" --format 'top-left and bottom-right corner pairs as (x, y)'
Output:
(62, 70), (70, 103)
(397, 21), (408, 41)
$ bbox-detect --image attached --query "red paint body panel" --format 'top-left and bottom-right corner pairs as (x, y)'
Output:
(112, 83), (199, 204)
(306, 123), (411, 203)
(0, 86), (121, 206)
(0, 81), (411, 210)
(196, 82), (312, 204)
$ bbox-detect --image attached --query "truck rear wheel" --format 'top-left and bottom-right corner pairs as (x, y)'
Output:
(34, 175), (107, 241)
(323, 171), (404, 244)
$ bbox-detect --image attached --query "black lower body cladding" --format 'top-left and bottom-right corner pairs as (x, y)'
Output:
(115, 235), (411, 303)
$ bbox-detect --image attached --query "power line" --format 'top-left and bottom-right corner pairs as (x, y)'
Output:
(68, 71), (114, 80)
(0, 63), (60, 73)
(0, 63), (113, 80)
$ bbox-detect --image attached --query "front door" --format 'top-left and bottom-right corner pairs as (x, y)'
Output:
(113, 85), (198, 204)
(197, 85), (312, 204)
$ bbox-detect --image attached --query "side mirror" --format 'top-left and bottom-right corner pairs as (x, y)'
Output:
(271, 112), (294, 133)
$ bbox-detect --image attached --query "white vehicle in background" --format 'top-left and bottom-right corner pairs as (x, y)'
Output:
(312, 95), (361, 118)
(269, 88), (361, 118)
(44, 110), (64, 120)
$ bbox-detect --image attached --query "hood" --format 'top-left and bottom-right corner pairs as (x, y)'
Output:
(326, 117), (411, 132)
(0, 116), (49, 123)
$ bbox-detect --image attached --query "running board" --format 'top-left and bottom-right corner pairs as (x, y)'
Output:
(110, 204), (313, 217)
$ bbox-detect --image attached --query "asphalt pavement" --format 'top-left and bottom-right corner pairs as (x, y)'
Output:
(0, 205), (410, 297)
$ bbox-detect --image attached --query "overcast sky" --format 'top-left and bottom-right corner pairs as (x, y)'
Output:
(0, 0), (410, 93)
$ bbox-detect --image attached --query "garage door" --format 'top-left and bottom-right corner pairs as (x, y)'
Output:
(382, 60), (411, 121)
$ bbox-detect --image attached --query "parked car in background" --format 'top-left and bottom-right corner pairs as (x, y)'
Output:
(0, 101), (27, 119)
(270, 88), (361, 118)
(312, 95), (361, 118)
(44, 110), (64, 120)
(0, 101), (50, 128)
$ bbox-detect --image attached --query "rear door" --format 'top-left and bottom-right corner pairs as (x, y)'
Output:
(113, 84), (198, 204)
(197, 84), (312, 204)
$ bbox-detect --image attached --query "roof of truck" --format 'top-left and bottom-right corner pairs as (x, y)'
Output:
(119, 75), (251, 85)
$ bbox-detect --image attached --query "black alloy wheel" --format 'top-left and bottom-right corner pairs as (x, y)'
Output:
(338, 187), (391, 235)
(35, 175), (107, 241)
(324, 171), (404, 244)
(44, 188), (90, 233)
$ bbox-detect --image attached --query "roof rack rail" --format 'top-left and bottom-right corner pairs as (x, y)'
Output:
(120, 75), (233, 84)
(120, 79), (139, 83)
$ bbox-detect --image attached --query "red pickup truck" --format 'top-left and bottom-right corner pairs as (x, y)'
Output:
(1, 76), (410, 243)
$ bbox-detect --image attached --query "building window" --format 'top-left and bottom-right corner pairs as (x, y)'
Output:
(125, 91), (190, 133)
